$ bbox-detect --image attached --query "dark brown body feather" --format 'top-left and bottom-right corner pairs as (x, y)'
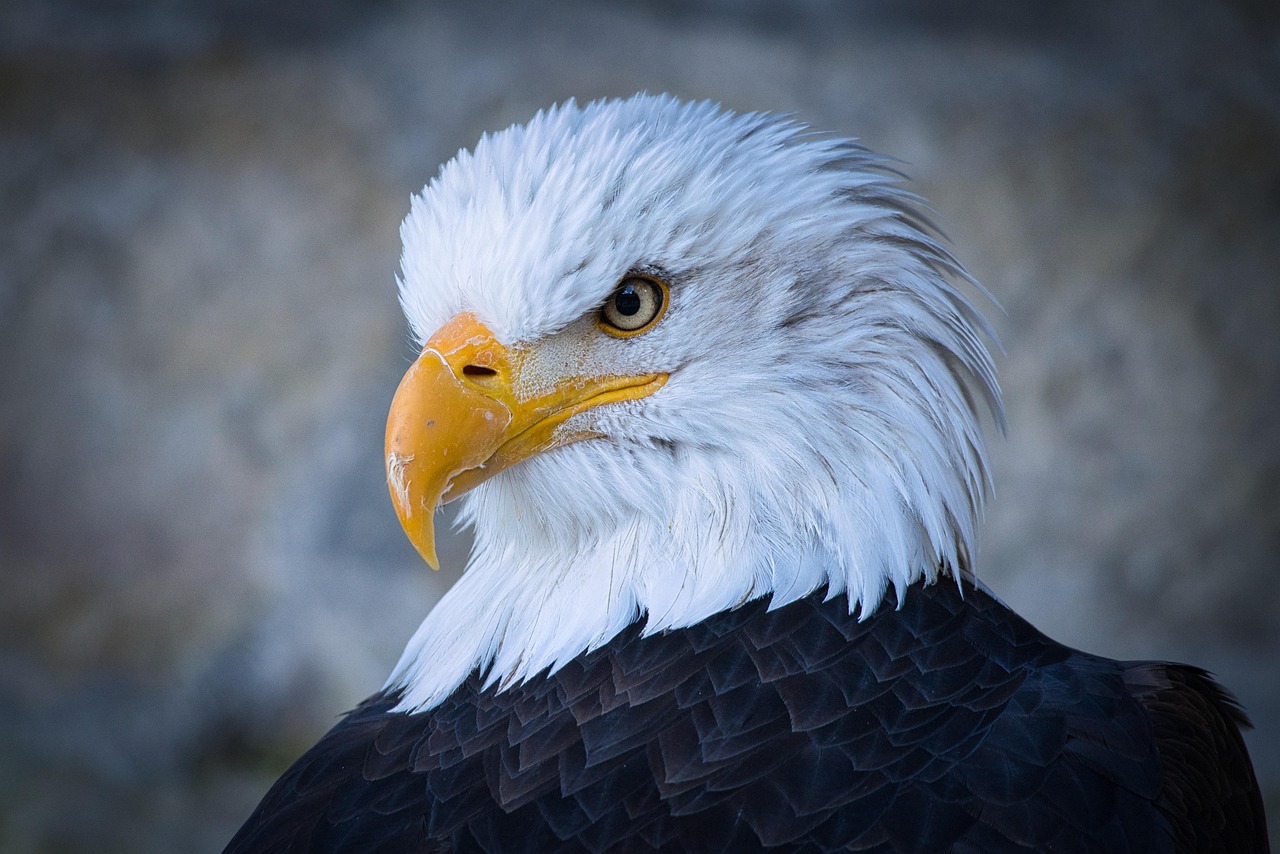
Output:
(227, 580), (1267, 852)
(1125, 664), (1267, 852)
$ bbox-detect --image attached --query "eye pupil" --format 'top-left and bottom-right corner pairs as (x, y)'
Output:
(615, 286), (642, 316)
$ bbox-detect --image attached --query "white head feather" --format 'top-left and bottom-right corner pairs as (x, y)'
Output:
(388, 94), (1002, 712)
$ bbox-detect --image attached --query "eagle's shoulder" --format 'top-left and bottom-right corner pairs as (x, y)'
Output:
(1123, 662), (1268, 853)
(226, 583), (1254, 853)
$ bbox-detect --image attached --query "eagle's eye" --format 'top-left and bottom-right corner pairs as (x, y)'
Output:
(597, 276), (668, 337)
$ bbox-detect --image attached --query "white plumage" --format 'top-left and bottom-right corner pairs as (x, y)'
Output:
(388, 94), (1001, 712)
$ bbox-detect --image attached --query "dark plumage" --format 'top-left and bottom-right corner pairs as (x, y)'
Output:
(227, 579), (1265, 852)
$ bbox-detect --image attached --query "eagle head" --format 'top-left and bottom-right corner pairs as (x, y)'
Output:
(384, 94), (1001, 711)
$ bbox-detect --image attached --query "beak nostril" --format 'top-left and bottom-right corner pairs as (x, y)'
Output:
(462, 365), (498, 379)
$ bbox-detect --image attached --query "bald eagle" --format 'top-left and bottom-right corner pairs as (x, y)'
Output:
(227, 95), (1267, 852)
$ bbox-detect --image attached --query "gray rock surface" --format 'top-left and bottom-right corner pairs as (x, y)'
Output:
(1, 0), (1276, 850)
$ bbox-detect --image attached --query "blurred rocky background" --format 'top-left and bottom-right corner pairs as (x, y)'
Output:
(1, 0), (1277, 849)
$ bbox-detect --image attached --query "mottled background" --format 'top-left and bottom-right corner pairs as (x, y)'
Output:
(1, 0), (1277, 850)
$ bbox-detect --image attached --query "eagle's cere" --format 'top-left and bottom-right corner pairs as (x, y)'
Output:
(227, 95), (1267, 853)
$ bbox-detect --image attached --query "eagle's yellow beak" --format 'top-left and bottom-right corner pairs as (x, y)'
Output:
(385, 312), (667, 569)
